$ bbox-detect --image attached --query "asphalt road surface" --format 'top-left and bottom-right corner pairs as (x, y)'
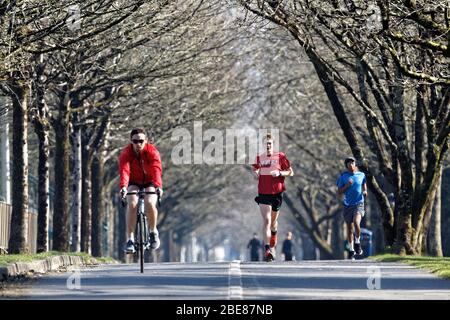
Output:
(8, 260), (450, 300)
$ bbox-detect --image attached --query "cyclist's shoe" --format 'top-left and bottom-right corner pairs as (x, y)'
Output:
(349, 250), (356, 260)
(264, 248), (274, 262)
(269, 233), (278, 248)
(124, 239), (135, 254)
(149, 232), (160, 250)
(354, 243), (363, 256)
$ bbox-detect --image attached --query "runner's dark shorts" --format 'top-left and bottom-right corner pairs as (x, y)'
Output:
(343, 203), (365, 224)
(255, 193), (283, 212)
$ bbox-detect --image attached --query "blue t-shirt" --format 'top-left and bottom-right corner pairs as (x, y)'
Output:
(336, 171), (366, 206)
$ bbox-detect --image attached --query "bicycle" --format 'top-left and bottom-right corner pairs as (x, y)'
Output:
(121, 187), (161, 273)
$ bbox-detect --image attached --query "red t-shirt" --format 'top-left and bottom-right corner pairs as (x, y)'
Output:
(252, 152), (291, 194)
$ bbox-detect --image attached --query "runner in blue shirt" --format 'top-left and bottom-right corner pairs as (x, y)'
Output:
(336, 157), (368, 259)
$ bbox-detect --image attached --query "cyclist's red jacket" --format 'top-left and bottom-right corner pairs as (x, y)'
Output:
(119, 143), (163, 188)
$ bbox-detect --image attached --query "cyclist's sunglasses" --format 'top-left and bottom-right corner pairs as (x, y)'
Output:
(132, 139), (145, 144)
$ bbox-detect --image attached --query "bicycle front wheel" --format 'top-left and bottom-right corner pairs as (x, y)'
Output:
(138, 214), (145, 273)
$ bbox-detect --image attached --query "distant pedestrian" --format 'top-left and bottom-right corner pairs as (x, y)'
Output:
(282, 231), (294, 261)
(247, 233), (262, 261)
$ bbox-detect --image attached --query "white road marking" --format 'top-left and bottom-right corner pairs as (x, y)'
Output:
(228, 260), (243, 300)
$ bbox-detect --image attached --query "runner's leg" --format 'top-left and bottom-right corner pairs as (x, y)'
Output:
(347, 222), (354, 251)
(270, 210), (279, 248)
(259, 204), (272, 246)
(270, 210), (279, 232)
(353, 213), (362, 240)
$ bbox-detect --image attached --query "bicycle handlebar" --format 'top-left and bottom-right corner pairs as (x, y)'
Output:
(120, 190), (161, 208)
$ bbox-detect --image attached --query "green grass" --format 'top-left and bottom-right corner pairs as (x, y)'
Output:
(0, 251), (118, 267)
(371, 254), (450, 279)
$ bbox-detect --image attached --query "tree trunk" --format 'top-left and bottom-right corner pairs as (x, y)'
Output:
(300, 232), (317, 260)
(33, 59), (50, 253)
(81, 131), (92, 253)
(34, 112), (50, 253)
(389, 69), (416, 255)
(70, 119), (82, 252)
(117, 196), (126, 261)
(420, 182), (439, 254)
(203, 243), (209, 262)
(0, 102), (11, 204)
(8, 81), (30, 253)
(331, 208), (345, 259)
(411, 141), (448, 253)
(165, 231), (173, 262)
(102, 198), (109, 257)
(80, 114), (110, 253)
(441, 168), (450, 257)
(91, 153), (104, 257)
(51, 96), (71, 252)
(369, 192), (385, 254)
(394, 210), (414, 255)
(107, 199), (114, 257)
(427, 168), (443, 257)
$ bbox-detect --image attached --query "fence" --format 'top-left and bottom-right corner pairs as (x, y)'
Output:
(0, 202), (38, 254)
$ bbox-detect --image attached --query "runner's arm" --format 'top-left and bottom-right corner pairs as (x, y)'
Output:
(279, 167), (294, 177)
(362, 182), (368, 197)
(251, 157), (260, 180)
(252, 169), (260, 180)
(277, 154), (294, 177)
(337, 180), (353, 194)
(336, 174), (353, 195)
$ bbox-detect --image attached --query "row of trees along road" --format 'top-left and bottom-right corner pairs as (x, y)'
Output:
(1, 1), (448, 258)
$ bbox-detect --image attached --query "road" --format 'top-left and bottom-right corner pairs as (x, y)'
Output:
(10, 260), (450, 300)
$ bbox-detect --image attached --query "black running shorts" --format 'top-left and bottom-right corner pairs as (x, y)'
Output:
(254, 193), (283, 212)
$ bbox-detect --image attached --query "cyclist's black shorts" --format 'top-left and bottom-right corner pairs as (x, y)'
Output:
(128, 181), (155, 189)
(254, 193), (283, 212)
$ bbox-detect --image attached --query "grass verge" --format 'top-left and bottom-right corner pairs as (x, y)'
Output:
(0, 251), (117, 267)
(371, 254), (450, 279)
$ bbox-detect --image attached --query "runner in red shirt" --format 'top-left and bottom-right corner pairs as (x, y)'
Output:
(252, 133), (294, 261)
(119, 128), (163, 253)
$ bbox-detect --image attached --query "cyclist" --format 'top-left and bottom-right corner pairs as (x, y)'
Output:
(336, 157), (367, 259)
(119, 128), (163, 253)
(252, 133), (294, 262)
